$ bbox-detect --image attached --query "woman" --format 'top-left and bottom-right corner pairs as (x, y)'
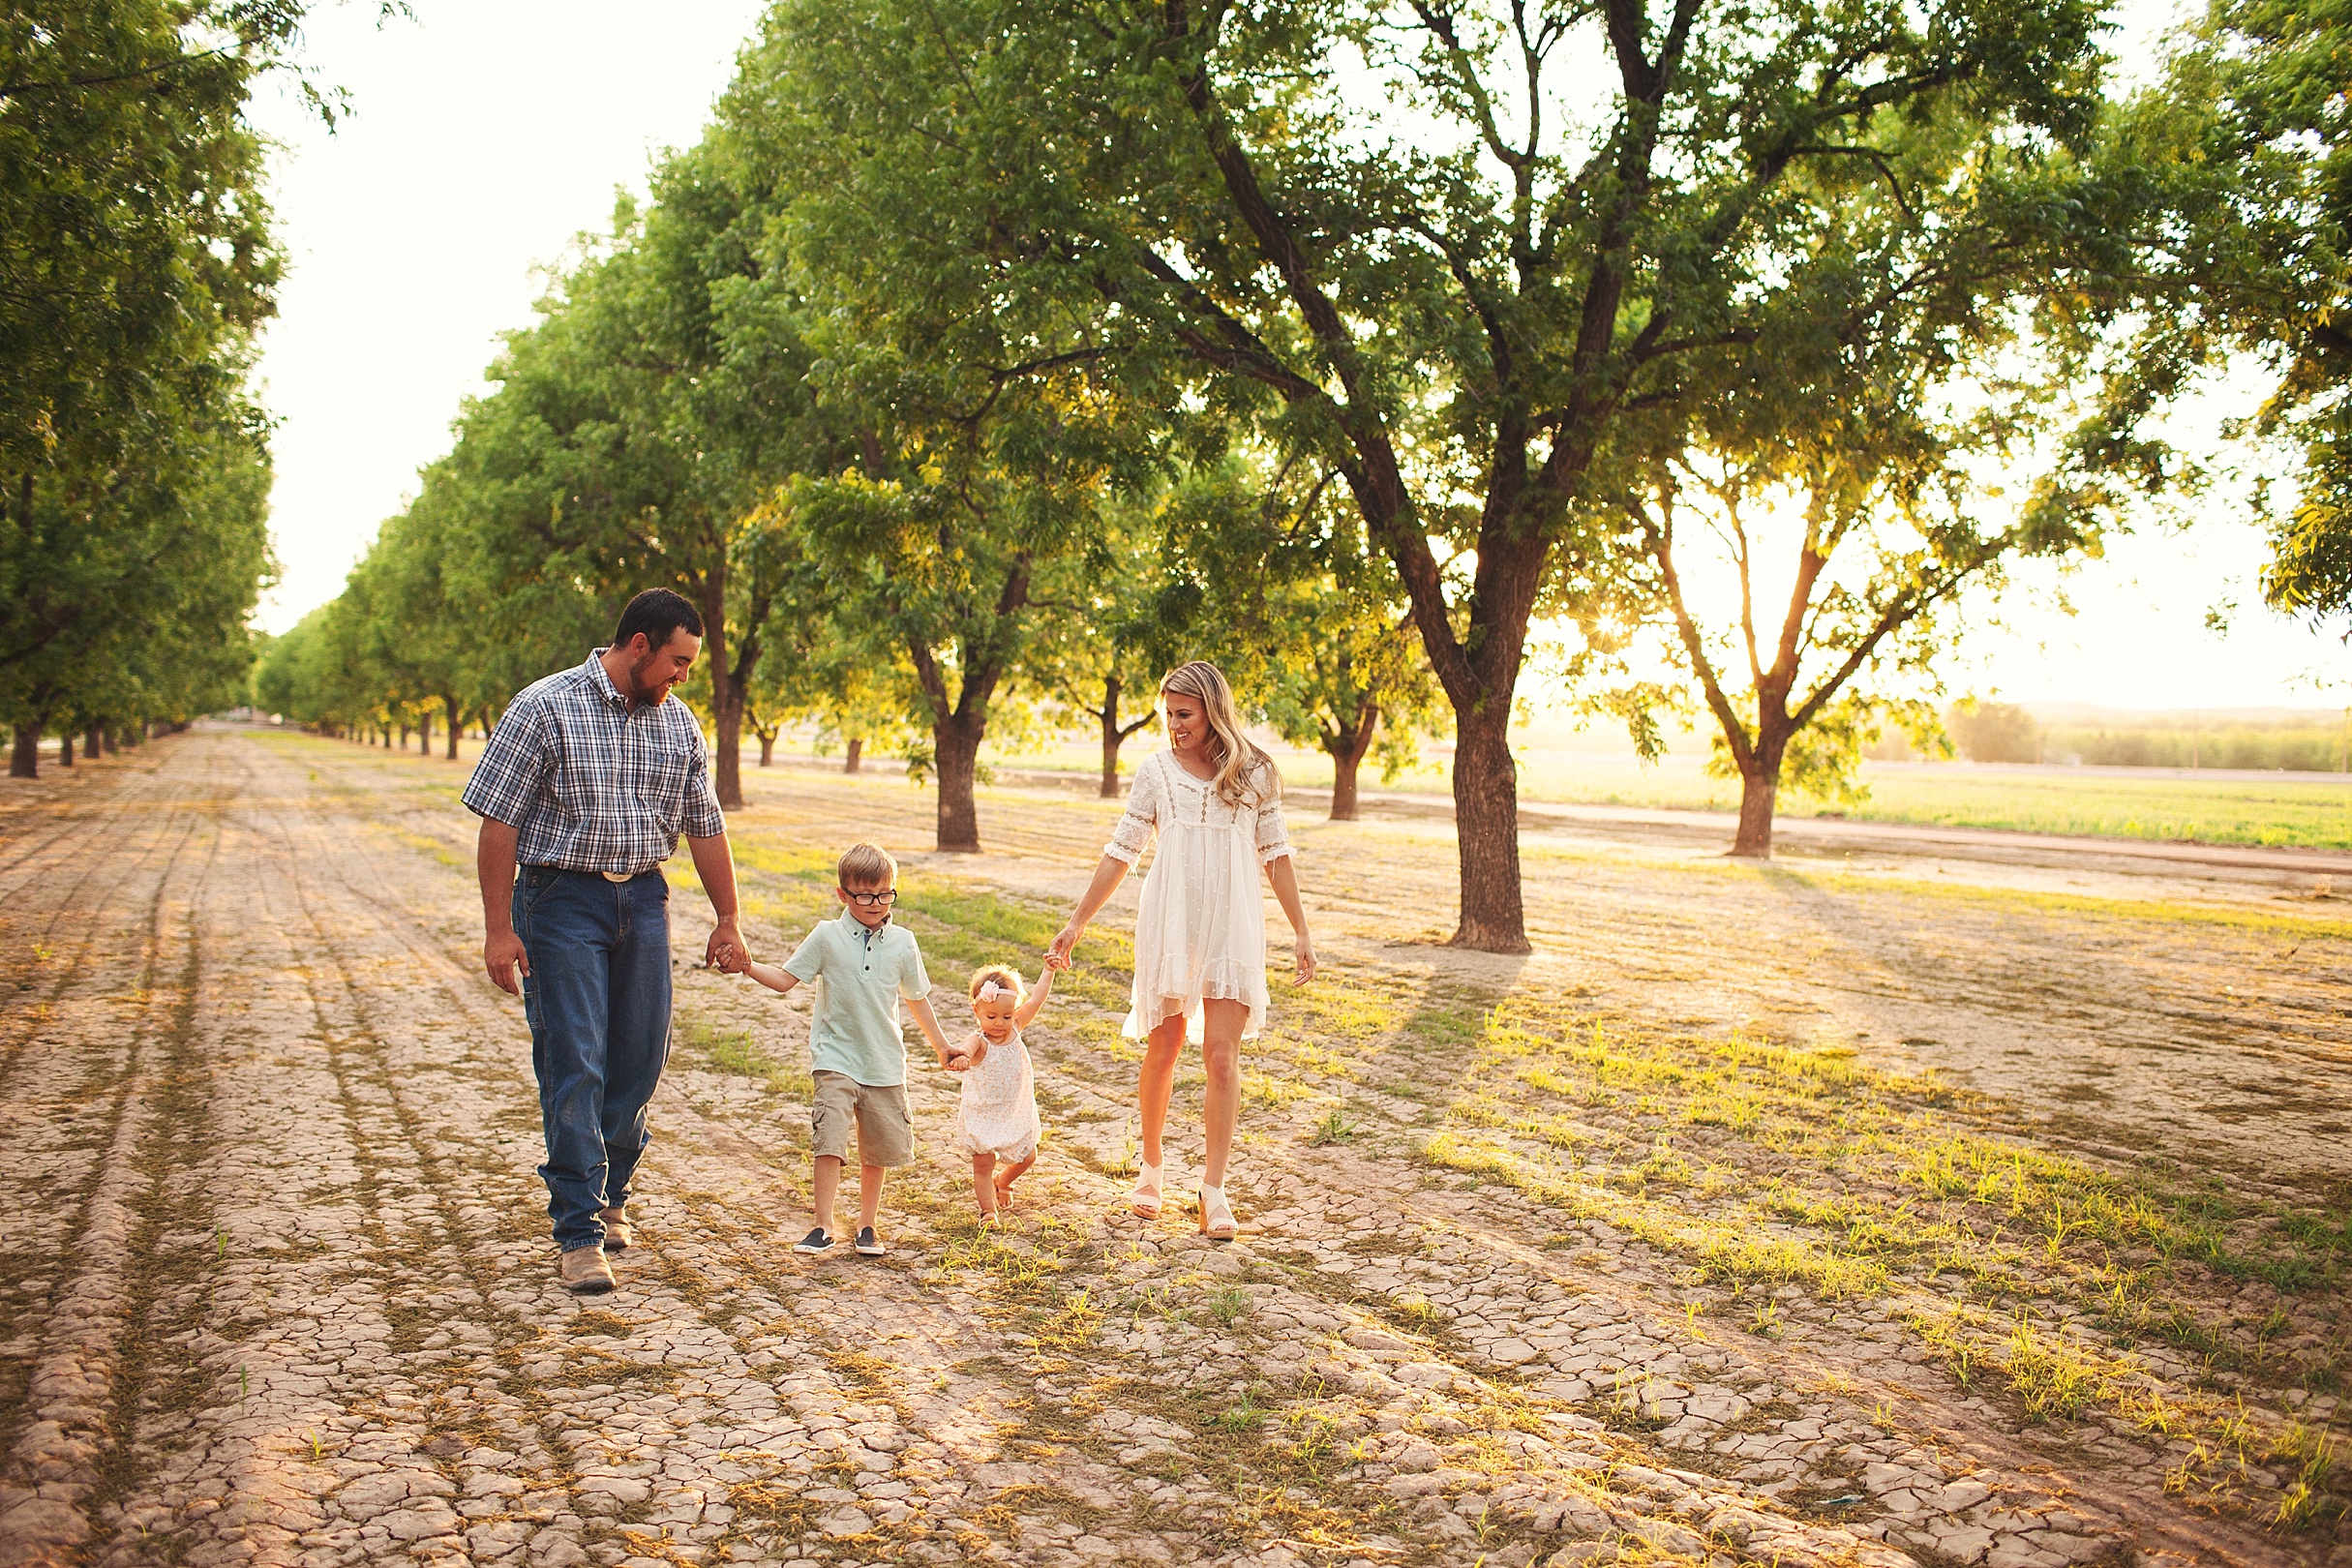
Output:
(1046, 660), (1315, 1238)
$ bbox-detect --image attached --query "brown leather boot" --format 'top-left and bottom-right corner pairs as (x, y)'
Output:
(558, 1245), (615, 1295)
(599, 1207), (631, 1251)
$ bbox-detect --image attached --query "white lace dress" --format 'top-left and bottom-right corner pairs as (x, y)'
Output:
(954, 1028), (1040, 1161)
(1105, 749), (1293, 1042)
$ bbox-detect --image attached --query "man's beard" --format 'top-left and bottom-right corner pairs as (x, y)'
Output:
(625, 651), (668, 705)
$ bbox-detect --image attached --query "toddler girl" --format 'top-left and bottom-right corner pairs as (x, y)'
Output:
(954, 964), (1050, 1221)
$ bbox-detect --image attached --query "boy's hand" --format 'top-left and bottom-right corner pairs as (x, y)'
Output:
(718, 945), (751, 975)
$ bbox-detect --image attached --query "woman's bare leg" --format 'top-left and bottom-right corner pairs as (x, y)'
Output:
(1198, 998), (1248, 1190)
(1137, 1009), (1188, 1167)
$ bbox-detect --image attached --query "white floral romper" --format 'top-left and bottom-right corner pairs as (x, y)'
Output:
(955, 1027), (1040, 1162)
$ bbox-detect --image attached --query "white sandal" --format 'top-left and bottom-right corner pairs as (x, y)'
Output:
(1130, 1159), (1164, 1220)
(1197, 1184), (1238, 1241)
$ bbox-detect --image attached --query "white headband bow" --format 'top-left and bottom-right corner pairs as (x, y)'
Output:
(977, 980), (1017, 1000)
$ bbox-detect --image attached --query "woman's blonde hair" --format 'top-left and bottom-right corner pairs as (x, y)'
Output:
(969, 963), (1027, 1001)
(1161, 659), (1276, 807)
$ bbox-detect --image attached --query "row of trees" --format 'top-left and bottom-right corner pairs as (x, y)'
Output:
(263, 0), (2347, 952)
(0, 2), (324, 775)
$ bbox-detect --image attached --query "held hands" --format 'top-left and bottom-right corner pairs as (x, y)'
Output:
(705, 918), (747, 972)
(714, 944), (752, 976)
(484, 930), (530, 995)
(1044, 923), (1081, 972)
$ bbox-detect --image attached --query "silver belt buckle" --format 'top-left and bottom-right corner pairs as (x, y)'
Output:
(601, 870), (634, 884)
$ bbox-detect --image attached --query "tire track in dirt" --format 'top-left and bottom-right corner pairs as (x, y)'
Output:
(40, 731), (594, 1566)
(0, 745), (224, 1568)
(0, 752), (207, 1093)
(0, 743), (179, 885)
(225, 741), (595, 1562)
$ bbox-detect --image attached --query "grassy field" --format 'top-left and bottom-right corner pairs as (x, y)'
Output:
(976, 739), (2352, 850)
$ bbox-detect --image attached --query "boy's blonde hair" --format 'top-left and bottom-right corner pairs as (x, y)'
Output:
(969, 963), (1026, 1002)
(837, 842), (898, 889)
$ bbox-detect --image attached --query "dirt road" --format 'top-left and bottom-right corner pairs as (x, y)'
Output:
(2, 730), (2344, 1568)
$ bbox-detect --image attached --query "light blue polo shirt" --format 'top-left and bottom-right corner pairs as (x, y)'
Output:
(782, 910), (932, 1086)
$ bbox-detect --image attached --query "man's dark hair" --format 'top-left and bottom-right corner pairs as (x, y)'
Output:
(613, 588), (704, 651)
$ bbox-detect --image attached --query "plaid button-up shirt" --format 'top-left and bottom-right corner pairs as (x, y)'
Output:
(462, 651), (727, 875)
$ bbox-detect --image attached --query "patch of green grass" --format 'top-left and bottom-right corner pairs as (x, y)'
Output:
(1206, 1385), (1264, 1432)
(2000, 1314), (2107, 1421)
(1203, 1288), (1251, 1327)
(1307, 1110), (1359, 1147)
(681, 1019), (811, 1099)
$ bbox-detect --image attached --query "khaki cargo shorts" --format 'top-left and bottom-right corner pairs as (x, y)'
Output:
(810, 1070), (915, 1167)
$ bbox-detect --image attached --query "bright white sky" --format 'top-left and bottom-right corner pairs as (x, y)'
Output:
(249, 0), (2350, 712)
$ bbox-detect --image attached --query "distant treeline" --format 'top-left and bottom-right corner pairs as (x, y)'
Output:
(1917, 703), (2352, 772)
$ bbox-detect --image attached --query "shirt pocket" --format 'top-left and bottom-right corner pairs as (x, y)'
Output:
(637, 743), (695, 818)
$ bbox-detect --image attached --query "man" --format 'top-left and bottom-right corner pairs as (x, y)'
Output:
(463, 588), (747, 1295)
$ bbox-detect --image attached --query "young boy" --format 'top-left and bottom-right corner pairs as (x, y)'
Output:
(721, 843), (975, 1257)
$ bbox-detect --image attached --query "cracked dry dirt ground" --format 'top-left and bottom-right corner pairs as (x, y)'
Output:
(4, 729), (2348, 1568)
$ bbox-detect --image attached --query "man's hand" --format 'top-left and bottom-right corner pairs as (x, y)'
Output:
(485, 930), (530, 995)
(706, 917), (745, 971)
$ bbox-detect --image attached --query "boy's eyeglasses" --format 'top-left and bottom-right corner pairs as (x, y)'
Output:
(842, 889), (899, 908)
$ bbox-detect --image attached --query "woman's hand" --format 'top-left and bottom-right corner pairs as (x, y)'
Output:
(1046, 922), (1082, 971)
(1292, 934), (1317, 984)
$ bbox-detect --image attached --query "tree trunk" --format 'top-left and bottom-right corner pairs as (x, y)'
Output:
(59, 733), (73, 768)
(844, 738), (863, 774)
(444, 696), (461, 758)
(85, 722), (103, 760)
(1731, 739), (1785, 858)
(933, 714), (984, 853)
(1330, 745), (1362, 821)
(694, 574), (748, 812)
(10, 725), (38, 779)
(417, 711), (433, 755)
(399, 723), (409, 749)
(1327, 702), (1380, 822)
(1100, 677), (1125, 798)
(105, 727), (120, 756)
(711, 682), (744, 808)
(758, 732), (775, 767)
(1449, 703), (1528, 951)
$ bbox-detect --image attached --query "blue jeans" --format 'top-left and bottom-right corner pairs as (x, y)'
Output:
(513, 867), (673, 1251)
